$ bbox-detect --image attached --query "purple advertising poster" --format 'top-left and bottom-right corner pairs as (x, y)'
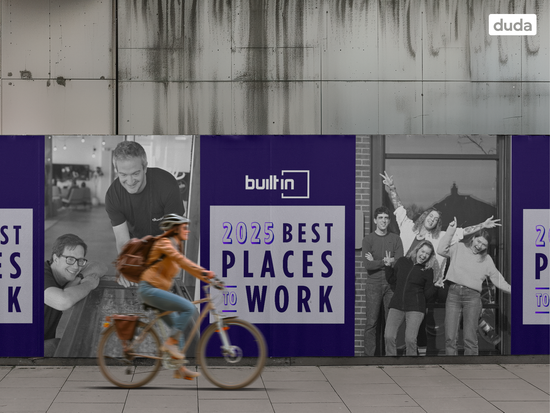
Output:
(0, 136), (44, 357)
(511, 135), (550, 355)
(201, 135), (356, 357)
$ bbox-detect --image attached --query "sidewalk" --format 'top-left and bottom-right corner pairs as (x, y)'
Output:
(0, 364), (548, 413)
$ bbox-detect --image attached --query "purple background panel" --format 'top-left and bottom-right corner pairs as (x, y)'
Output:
(201, 135), (356, 357)
(511, 135), (550, 355)
(0, 136), (44, 357)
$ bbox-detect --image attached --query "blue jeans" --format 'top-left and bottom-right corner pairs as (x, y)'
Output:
(364, 283), (393, 356)
(445, 283), (482, 355)
(384, 308), (425, 356)
(138, 281), (196, 348)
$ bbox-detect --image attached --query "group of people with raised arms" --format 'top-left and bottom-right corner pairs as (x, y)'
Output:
(363, 172), (511, 356)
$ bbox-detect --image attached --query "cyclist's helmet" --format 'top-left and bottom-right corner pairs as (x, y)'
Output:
(159, 214), (190, 232)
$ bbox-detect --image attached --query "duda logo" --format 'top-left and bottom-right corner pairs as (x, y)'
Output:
(489, 14), (537, 36)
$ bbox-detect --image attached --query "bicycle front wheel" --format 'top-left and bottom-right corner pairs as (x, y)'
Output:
(97, 321), (162, 388)
(197, 318), (267, 389)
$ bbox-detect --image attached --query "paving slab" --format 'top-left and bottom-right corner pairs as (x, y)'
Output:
(5, 367), (72, 379)
(0, 363), (546, 413)
(0, 367), (11, 381)
(0, 387), (60, 400)
(197, 387), (269, 400)
(261, 366), (327, 382)
(401, 384), (480, 399)
(320, 366), (395, 384)
(329, 382), (405, 396)
(198, 398), (274, 412)
(389, 374), (463, 387)
(46, 402), (124, 413)
(0, 377), (67, 388)
(414, 396), (504, 413)
(441, 364), (517, 379)
(340, 393), (418, 408)
(124, 393), (197, 408)
(272, 402), (351, 413)
(53, 389), (129, 404)
(348, 407), (427, 413)
(492, 401), (550, 413)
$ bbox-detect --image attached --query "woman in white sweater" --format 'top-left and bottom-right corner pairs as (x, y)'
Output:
(438, 218), (511, 355)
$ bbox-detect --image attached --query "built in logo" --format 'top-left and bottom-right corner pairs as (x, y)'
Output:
(489, 14), (537, 36)
(245, 170), (310, 199)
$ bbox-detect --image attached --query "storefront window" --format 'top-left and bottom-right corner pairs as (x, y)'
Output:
(382, 135), (506, 356)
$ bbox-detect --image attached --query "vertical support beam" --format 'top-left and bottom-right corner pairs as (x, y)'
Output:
(498, 135), (511, 354)
(45, 136), (54, 218)
(370, 135), (385, 225)
(184, 136), (201, 294)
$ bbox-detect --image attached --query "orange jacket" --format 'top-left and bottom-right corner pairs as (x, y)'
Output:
(141, 237), (205, 291)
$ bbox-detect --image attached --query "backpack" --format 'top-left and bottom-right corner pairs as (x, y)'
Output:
(114, 234), (166, 283)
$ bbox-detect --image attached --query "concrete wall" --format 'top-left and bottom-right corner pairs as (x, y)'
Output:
(1, 0), (548, 135)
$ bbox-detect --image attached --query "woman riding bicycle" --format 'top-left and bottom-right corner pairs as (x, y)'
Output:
(138, 213), (215, 380)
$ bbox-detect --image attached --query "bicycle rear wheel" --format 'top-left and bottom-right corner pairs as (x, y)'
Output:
(197, 318), (267, 389)
(97, 321), (162, 388)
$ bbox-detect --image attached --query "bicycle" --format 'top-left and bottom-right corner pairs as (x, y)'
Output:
(97, 278), (267, 390)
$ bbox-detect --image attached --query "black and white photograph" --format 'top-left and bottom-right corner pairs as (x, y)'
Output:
(355, 135), (511, 357)
(44, 135), (200, 357)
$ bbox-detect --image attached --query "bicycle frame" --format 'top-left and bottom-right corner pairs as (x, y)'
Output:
(123, 283), (231, 360)
(98, 279), (266, 390)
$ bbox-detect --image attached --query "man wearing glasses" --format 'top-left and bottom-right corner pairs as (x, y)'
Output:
(44, 234), (108, 357)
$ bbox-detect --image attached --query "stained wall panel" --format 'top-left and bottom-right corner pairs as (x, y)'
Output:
(49, 0), (113, 79)
(322, 0), (379, 80)
(119, 80), (319, 135)
(521, 82), (550, 134)
(232, 47), (319, 81)
(182, 1), (233, 81)
(2, 0), (51, 79)
(233, 0), (321, 48)
(378, 82), (423, 134)
(469, 82), (523, 134)
(2, 80), (114, 135)
(232, 81), (320, 134)
(118, 49), (187, 82)
(118, 0), (185, 49)
(422, 0), (472, 81)
(1, 0), (548, 135)
(470, 34), (523, 82)
(521, 1), (550, 82)
(422, 82), (474, 134)
(468, 1), (524, 82)
(118, 81), (233, 135)
(377, 0), (423, 81)
(423, 82), (524, 134)
(321, 81), (379, 134)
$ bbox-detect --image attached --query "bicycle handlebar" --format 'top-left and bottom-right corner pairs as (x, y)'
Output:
(210, 277), (225, 290)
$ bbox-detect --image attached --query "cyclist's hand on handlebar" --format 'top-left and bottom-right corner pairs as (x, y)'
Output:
(200, 271), (216, 283)
(202, 270), (215, 280)
(211, 278), (225, 290)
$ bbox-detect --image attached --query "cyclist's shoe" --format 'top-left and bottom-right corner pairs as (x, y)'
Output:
(174, 366), (200, 380)
(161, 341), (184, 360)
